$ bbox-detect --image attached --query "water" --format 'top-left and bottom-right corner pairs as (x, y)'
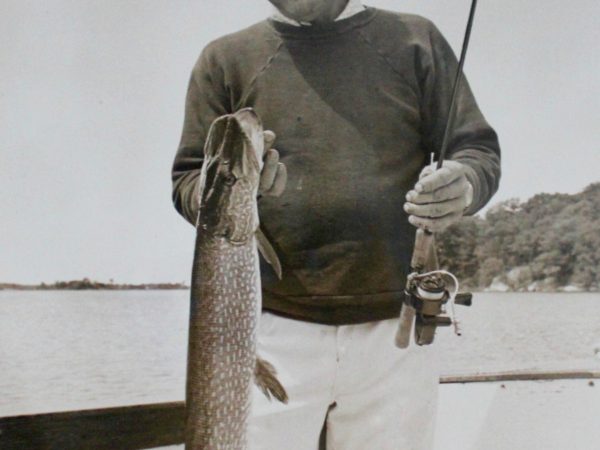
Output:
(1, 291), (599, 417)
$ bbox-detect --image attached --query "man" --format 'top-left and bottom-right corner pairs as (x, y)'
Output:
(172, 0), (501, 448)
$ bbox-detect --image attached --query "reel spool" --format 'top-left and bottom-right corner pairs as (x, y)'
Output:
(410, 273), (452, 346)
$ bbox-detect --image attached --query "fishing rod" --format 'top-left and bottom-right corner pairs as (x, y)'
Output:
(395, 0), (478, 348)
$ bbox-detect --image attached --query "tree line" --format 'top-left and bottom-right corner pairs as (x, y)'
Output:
(437, 182), (600, 292)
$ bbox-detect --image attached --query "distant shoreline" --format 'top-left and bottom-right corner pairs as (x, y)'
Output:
(0, 278), (188, 291)
(1, 280), (597, 294)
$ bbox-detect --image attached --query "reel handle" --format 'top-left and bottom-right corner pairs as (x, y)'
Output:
(455, 292), (473, 306)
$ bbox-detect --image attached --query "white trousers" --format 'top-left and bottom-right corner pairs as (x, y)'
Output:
(248, 312), (440, 450)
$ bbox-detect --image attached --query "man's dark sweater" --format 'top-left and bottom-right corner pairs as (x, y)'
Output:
(172, 7), (501, 325)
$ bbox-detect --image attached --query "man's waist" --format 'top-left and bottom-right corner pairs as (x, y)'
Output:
(262, 289), (405, 325)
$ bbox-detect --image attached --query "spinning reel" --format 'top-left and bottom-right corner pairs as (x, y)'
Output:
(395, 229), (472, 348)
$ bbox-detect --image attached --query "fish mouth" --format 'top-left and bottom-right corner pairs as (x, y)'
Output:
(196, 108), (264, 242)
(233, 108), (265, 172)
(234, 107), (262, 129)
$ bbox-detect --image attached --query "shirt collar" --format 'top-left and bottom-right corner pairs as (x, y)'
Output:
(271, 0), (365, 26)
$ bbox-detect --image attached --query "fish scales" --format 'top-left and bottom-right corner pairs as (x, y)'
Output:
(185, 109), (287, 450)
(186, 235), (258, 449)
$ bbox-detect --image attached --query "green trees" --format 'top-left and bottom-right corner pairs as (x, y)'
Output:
(437, 182), (600, 291)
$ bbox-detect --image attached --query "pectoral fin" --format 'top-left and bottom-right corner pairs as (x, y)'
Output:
(256, 227), (282, 280)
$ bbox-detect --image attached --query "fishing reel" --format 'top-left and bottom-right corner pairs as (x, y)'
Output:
(403, 270), (472, 346)
(395, 229), (472, 348)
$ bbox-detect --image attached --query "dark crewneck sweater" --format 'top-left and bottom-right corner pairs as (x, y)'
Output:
(172, 7), (501, 325)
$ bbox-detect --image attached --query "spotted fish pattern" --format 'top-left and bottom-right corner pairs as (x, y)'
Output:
(185, 109), (287, 450)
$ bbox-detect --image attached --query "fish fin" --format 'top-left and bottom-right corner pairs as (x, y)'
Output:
(256, 227), (282, 280)
(254, 357), (289, 404)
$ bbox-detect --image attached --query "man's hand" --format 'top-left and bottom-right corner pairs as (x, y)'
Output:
(403, 160), (473, 232)
(259, 131), (287, 197)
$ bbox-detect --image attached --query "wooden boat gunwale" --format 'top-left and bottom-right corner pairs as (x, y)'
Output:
(1, 369), (599, 450)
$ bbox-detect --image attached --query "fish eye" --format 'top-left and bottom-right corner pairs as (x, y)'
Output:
(223, 174), (237, 186)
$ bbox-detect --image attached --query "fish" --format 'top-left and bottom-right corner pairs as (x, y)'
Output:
(185, 108), (288, 450)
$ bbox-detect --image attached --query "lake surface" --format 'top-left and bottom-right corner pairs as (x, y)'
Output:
(1, 291), (599, 417)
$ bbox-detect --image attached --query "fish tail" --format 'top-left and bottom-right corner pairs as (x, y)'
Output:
(254, 357), (289, 404)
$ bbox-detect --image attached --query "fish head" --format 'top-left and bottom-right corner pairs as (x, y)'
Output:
(197, 108), (264, 244)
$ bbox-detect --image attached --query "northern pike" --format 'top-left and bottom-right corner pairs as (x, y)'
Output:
(185, 108), (288, 450)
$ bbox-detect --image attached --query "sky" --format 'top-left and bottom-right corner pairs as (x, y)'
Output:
(1, 0), (599, 284)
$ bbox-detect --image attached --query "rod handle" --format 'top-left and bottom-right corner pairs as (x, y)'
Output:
(411, 229), (434, 270)
(395, 304), (415, 349)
